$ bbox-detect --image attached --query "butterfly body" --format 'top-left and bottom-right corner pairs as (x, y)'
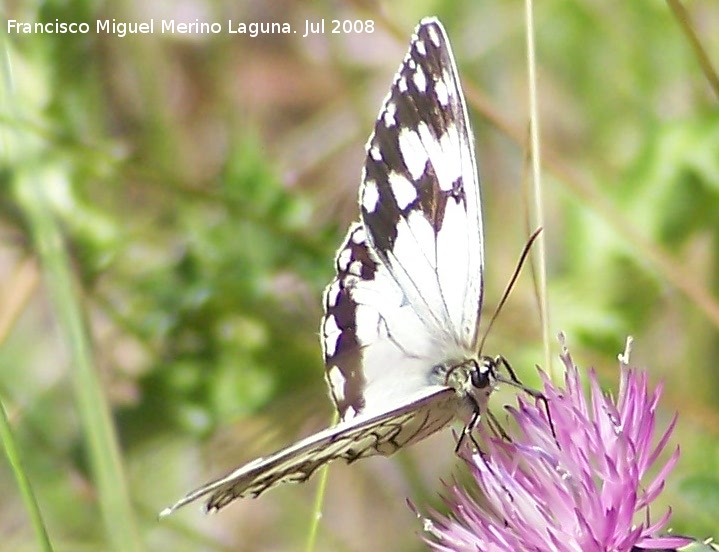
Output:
(160, 16), (496, 517)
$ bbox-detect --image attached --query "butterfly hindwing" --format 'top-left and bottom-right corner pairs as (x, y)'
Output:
(159, 386), (461, 515)
(322, 223), (457, 420)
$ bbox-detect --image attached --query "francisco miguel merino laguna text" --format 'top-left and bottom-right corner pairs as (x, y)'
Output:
(7, 19), (294, 37)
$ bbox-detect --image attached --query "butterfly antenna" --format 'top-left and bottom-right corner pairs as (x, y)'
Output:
(477, 227), (543, 355)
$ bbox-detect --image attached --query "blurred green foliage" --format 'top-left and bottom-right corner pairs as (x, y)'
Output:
(1, 0), (718, 550)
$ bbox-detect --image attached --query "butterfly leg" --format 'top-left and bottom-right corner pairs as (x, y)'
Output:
(494, 355), (557, 443)
(455, 408), (480, 453)
(454, 395), (485, 453)
(485, 408), (511, 442)
(493, 354), (521, 384)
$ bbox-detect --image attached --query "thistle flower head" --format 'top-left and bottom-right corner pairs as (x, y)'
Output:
(418, 337), (692, 552)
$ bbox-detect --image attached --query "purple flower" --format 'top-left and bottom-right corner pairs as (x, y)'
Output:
(416, 337), (693, 552)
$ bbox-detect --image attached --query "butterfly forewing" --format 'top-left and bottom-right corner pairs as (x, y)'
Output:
(359, 20), (484, 350)
(322, 18), (483, 420)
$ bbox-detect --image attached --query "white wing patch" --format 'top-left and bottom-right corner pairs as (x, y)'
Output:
(388, 171), (417, 209)
(397, 127), (428, 180)
(361, 179), (380, 212)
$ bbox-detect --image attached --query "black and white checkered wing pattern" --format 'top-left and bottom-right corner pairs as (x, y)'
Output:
(159, 387), (461, 515)
(322, 18), (483, 420)
(361, 19), (483, 347)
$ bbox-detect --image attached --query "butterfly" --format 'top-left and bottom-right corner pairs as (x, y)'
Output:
(160, 16), (501, 517)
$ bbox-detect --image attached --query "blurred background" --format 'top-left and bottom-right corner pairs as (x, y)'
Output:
(1, 0), (718, 550)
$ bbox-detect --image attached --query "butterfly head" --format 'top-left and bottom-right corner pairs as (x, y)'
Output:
(438, 355), (498, 405)
(471, 356), (499, 390)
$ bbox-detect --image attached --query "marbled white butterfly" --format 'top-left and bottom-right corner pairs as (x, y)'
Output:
(160, 16), (500, 516)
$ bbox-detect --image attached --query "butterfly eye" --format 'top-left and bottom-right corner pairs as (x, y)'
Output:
(470, 365), (490, 389)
